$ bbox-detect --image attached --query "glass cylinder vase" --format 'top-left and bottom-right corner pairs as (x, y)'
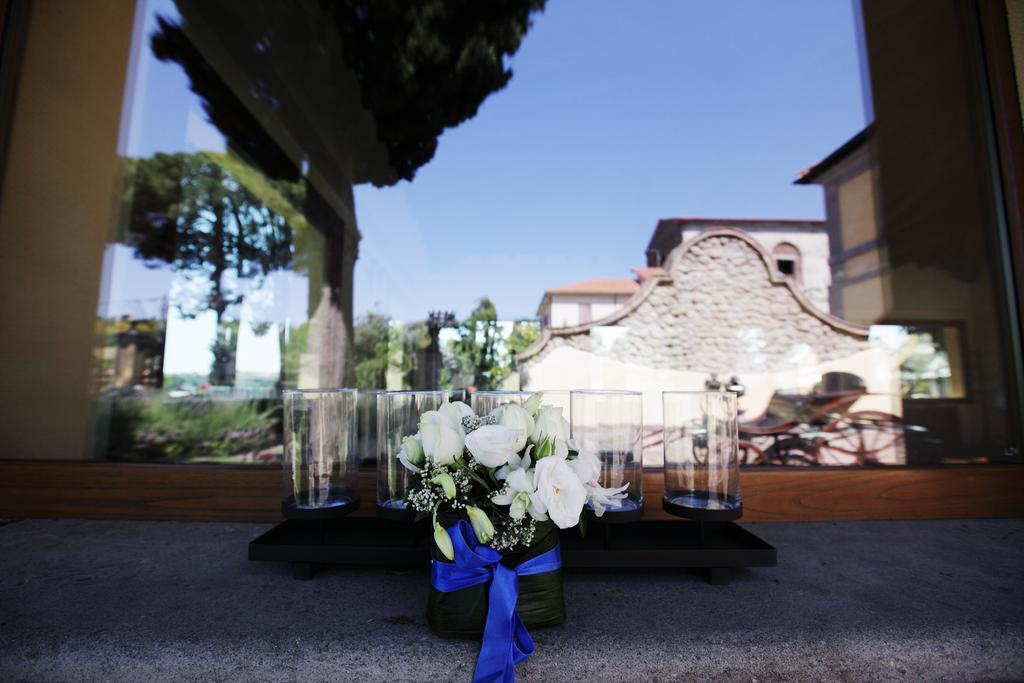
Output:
(662, 391), (742, 520)
(471, 390), (571, 421)
(356, 389), (385, 469)
(471, 390), (533, 415)
(570, 389), (644, 521)
(281, 388), (360, 519)
(377, 390), (449, 520)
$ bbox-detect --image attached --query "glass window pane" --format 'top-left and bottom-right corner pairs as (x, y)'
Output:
(0, 0), (1019, 469)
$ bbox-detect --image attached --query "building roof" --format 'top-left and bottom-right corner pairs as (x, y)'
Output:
(631, 266), (667, 282)
(794, 125), (873, 185)
(545, 278), (640, 297)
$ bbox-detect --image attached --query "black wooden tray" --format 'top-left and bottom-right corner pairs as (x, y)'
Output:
(248, 517), (776, 584)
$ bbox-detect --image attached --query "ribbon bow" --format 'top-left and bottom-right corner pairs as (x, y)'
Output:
(431, 520), (562, 683)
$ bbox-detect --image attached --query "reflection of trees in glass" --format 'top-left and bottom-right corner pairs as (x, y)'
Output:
(101, 395), (276, 462)
(147, 0), (546, 386)
(442, 299), (540, 390)
(898, 331), (953, 398)
(151, 0), (547, 185)
(124, 152), (307, 385)
(348, 304), (540, 391)
(446, 298), (502, 390)
(507, 320), (541, 358)
(353, 310), (390, 389)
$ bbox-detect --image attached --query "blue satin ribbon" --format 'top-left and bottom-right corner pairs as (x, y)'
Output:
(431, 520), (562, 683)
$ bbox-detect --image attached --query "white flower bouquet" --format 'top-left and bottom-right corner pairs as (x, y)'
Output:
(398, 392), (629, 556)
(396, 392), (629, 643)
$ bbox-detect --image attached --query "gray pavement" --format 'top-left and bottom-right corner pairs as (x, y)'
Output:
(1, 517), (1022, 682)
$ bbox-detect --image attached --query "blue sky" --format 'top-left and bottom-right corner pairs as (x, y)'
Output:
(353, 0), (867, 320)
(114, 0), (866, 373)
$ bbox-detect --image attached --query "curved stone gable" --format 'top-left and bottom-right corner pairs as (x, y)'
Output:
(519, 228), (871, 375)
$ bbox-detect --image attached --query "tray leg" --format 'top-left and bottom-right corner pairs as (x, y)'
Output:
(704, 567), (732, 585)
(291, 562), (323, 580)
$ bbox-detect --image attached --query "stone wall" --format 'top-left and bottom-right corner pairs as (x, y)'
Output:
(520, 228), (872, 381)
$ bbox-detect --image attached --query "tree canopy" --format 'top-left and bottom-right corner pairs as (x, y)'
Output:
(151, 0), (546, 185)
(124, 151), (305, 383)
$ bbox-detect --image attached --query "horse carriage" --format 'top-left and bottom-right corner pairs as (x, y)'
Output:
(738, 373), (907, 466)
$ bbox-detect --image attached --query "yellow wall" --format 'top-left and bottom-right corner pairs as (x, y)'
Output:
(0, 0), (135, 459)
(837, 170), (878, 249)
(839, 277), (887, 326)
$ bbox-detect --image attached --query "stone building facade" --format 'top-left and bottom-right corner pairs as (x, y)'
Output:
(518, 228), (896, 425)
(646, 218), (832, 313)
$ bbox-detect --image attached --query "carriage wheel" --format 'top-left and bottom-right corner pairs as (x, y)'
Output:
(762, 436), (822, 466)
(818, 411), (905, 465)
(738, 439), (767, 466)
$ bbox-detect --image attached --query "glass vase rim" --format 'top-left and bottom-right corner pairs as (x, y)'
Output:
(472, 389), (536, 395)
(379, 389), (451, 397)
(570, 389), (642, 396)
(282, 387), (357, 395)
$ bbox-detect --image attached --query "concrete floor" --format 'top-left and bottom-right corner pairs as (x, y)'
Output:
(1, 518), (1022, 682)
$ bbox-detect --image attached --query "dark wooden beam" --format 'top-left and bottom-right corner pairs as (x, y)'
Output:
(1, 462), (1020, 524)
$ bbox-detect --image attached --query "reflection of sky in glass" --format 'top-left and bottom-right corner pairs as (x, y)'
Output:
(111, 0), (867, 377)
(353, 0), (866, 321)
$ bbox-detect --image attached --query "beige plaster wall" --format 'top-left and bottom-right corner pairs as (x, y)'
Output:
(0, 0), (135, 459)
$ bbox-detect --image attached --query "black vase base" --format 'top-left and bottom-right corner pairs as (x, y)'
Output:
(662, 496), (742, 521)
(376, 503), (417, 522)
(282, 486), (360, 520)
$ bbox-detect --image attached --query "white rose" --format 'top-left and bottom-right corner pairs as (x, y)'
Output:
(449, 400), (474, 419)
(465, 424), (520, 468)
(530, 406), (570, 458)
(497, 403), (534, 452)
(419, 403), (466, 466)
(534, 455), (587, 529)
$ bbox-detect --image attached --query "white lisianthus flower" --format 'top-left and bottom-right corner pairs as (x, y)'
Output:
(497, 403), (534, 452)
(534, 455), (587, 529)
(531, 406), (570, 458)
(584, 481), (630, 516)
(431, 471), (457, 499)
(567, 445), (600, 483)
(465, 424), (520, 468)
(466, 505), (495, 544)
(522, 392), (543, 417)
(397, 434), (425, 473)
(433, 523), (455, 561)
(419, 403), (466, 466)
(491, 466), (548, 522)
(495, 445), (533, 481)
(568, 445), (629, 516)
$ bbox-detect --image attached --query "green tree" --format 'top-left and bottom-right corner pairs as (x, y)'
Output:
(353, 311), (391, 389)
(506, 320), (541, 361)
(447, 298), (504, 390)
(124, 152), (305, 385)
(151, 1), (547, 186)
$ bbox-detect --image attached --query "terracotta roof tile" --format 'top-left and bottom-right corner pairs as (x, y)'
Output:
(546, 278), (640, 296)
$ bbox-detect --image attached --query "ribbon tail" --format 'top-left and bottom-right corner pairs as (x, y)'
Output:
(472, 564), (533, 683)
